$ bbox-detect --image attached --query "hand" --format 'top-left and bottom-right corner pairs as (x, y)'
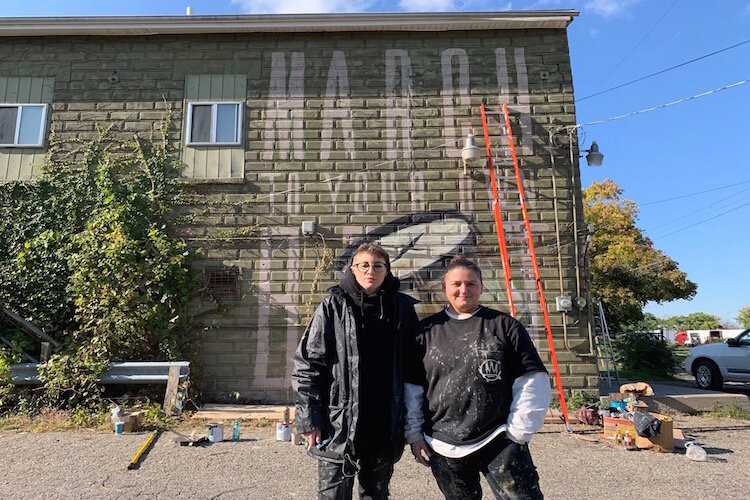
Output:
(410, 439), (432, 466)
(302, 429), (322, 450)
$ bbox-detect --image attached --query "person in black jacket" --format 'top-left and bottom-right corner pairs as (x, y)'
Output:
(292, 242), (419, 500)
(404, 255), (550, 500)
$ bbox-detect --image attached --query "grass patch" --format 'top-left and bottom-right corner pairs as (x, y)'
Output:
(707, 404), (750, 421)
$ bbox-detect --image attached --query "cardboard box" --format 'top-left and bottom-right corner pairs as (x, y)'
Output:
(602, 416), (635, 439)
(635, 413), (673, 451)
(111, 410), (143, 433)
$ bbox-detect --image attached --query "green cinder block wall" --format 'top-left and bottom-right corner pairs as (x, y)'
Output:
(0, 29), (596, 402)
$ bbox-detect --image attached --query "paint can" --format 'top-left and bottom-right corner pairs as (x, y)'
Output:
(114, 421), (124, 435)
(276, 422), (292, 442)
(207, 423), (224, 443)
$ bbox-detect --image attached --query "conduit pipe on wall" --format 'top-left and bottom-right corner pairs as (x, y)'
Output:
(567, 127), (596, 357)
(547, 129), (574, 353)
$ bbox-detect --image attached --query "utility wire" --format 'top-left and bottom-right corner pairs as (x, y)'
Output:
(594, 0), (681, 88)
(645, 187), (750, 232)
(578, 38), (750, 102)
(583, 79), (750, 126)
(640, 179), (750, 206)
(651, 199), (750, 240)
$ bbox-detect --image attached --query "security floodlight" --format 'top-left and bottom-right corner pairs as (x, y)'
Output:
(585, 141), (604, 167)
(460, 133), (481, 174)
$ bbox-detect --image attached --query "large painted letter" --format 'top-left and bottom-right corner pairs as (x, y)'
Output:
(385, 49), (413, 161)
(263, 52), (305, 160)
(441, 48), (472, 158)
(496, 47), (533, 156)
(321, 51), (356, 160)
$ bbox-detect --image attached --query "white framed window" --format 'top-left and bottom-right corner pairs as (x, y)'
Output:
(185, 102), (243, 146)
(0, 104), (48, 148)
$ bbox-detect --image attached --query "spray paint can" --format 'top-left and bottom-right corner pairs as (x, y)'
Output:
(276, 422), (292, 442)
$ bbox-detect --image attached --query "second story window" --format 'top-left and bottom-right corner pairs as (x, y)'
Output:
(186, 102), (242, 146)
(0, 104), (47, 147)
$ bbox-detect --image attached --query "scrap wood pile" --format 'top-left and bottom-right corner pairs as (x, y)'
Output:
(573, 383), (687, 453)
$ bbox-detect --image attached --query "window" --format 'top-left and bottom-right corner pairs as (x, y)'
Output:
(0, 104), (47, 147)
(186, 102), (242, 146)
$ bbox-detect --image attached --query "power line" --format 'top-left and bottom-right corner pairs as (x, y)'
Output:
(645, 186), (750, 232)
(640, 179), (750, 206)
(594, 0), (681, 88)
(578, 38), (750, 102)
(651, 199), (750, 240)
(583, 79), (750, 126)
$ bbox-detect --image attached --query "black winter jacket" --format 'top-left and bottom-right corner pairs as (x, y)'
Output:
(291, 285), (418, 464)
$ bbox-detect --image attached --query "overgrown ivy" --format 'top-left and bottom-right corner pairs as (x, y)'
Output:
(0, 120), (195, 411)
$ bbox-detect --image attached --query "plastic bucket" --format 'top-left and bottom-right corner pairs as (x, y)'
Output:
(276, 422), (292, 442)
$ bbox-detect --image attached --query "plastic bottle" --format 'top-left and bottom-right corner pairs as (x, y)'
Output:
(232, 420), (241, 442)
(623, 430), (636, 450)
(685, 442), (707, 461)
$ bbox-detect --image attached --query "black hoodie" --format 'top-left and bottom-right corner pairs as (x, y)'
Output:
(339, 263), (399, 455)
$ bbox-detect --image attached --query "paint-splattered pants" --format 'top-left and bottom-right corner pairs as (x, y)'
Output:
(429, 433), (543, 500)
(317, 455), (394, 500)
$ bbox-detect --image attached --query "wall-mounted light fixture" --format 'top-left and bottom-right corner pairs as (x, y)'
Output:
(460, 133), (481, 174)
(584, 141), (603, 167)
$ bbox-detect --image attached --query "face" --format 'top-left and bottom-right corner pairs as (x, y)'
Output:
(351, 251), (387, 294)
(443, 267), (482, 314)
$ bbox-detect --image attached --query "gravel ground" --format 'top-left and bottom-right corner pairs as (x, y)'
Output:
(1, 415), (747, 499)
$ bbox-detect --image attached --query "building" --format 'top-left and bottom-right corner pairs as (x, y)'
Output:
(0, 11), (598, 402)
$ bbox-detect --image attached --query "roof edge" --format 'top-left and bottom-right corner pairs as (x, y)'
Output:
(0, 11), (578, 37)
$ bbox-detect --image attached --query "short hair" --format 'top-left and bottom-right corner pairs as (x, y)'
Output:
(444, 254), (482, 282)
(351, 242), (389, 266)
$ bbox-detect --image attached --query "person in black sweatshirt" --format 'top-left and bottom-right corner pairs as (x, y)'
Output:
(292, 243), (419, 500)
(404, 255), (551, 500)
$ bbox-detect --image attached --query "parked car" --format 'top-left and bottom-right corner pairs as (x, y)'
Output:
(684, 328), (750, 390)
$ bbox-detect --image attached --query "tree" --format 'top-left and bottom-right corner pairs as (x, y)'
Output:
(663, 312), (721, 330)
(738, 305), (750, 329)
(583, 180), (697, 331)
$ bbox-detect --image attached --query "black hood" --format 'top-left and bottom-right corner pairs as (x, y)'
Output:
(339, 255), (400, 319)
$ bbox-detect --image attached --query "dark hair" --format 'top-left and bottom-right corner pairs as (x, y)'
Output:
(351, 243), (389, 267)
(444, 254), (482, 282)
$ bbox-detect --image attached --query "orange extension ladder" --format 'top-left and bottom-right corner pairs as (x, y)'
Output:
(479, 101), (571, 431)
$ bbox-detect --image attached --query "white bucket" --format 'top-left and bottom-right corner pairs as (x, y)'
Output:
(207, 423), (224, 443)
(276, 422), (292, 442)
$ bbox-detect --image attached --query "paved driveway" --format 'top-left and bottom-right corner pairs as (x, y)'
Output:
(1, 415), (748, 499)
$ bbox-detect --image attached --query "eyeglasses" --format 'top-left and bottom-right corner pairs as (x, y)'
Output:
(352, 262), (387, 273)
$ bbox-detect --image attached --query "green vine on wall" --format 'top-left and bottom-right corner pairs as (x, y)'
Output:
(0, 115), (196, 411)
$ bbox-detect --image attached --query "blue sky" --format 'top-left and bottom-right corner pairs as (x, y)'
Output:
(2, 1), (749, 324)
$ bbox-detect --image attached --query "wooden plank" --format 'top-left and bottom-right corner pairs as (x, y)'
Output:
(162, 365), (181, 415)
(218, 146), (231, 178)
(18, 149), (33, 181)
(184, 75), (200, 100)
(40, 78), (55, 103)
(206, 146), (219, 178)
(0, 78), (8, 101)
(4, 77), (19, 102)
(221, 74), (234, 100)
(192, 404), (296, 421)
(27, 78), (43, 103)
(40, 342), (52, 362)
(7, 149), (21, 181)
(193, 147), (207, 179)
(16, 77), (32, 103)
(197, 74), (212, 101)
(0, 152), (9, 182)
(1, 305), (60, 348)
(210, 74), (223, 100)
(231, 147), (244, 179)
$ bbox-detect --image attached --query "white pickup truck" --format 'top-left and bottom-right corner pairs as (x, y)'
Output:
(684, 328), (750, 390)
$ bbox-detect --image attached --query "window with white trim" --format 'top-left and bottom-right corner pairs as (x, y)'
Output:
(0, 104), (48, 147)
(186, 102), (242, 146)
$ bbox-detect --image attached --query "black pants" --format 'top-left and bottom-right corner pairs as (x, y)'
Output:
(317, 454), (394, 500)
(429, 433), (543, 500)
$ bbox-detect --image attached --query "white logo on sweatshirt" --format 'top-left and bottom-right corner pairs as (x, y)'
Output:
(479, 359), (502, 382)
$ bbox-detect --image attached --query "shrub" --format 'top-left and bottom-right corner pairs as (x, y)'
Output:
(0, 119), (196, 411)
(612, 334), (679, 378)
